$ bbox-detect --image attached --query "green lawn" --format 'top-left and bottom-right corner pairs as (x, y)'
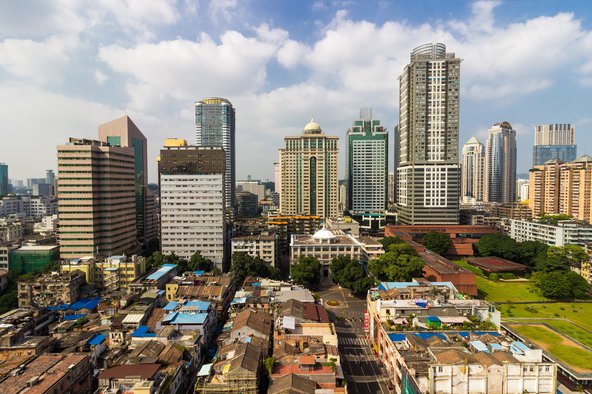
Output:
(510, 324), (592, 372)
(544, 320), (592, 348)
(475, 276), (545, 303)
(502, 303), (592, 331)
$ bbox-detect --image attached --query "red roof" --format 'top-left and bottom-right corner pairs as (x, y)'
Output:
(299, 355), (315, 365)
(99, 364), (160, 380)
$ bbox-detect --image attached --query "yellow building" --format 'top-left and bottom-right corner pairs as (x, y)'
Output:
(61, 256), (95, 284)
(95, 255), (146, 291)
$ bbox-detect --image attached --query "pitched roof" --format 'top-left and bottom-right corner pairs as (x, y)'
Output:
(269, 373), (316, 394)
(232, 309), (271, 336)
(98, 363), (160, 380)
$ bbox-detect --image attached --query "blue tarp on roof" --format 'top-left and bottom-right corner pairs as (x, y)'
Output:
(163, 301), (179, 311)
(132, 325), (157, 338)
(63, 314), (87, 321)
(184, 300), (210, 311)
(490, 343), (504, 351)
(473, 331), (500, 336)
(470, 340), (490, 353)
(146, 264), (177, 281)
(388, 333), (407, 342)
(379, 281), (456, 291)
(163, 312), (208, 325)
(47, 304), (70, 311)
(231, 297), (246, 304)
(87, 333), (106, 346)
(458, 332), (470, 338)
(69, 297), (100, 311)
(194, 270), (205, 276)
(426, 316), (441, 323)
(413, 332), (447, 341)
(415, 301), (428, 308)
(251, 282), (261, 287)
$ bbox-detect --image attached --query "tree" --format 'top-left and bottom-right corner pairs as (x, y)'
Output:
(379, 236), (406, 250)
(517, 241), (548, 267)
(475, 233), (519, 261)
(536, 245), (589, 273)
(383, 254), (425, 282)
(330, 256), (352, 284)
(188, 252), (213, 272)
(291, 256), (321, 289)
(538, 271), (590, 299)
(422, 231), (451, 255)
(331, 257), (374, 295)
(231, 252), (272, 284)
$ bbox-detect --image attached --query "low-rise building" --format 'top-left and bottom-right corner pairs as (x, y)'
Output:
(18, 270), (86, 308)
(2, 353), (91, 394)
(8, 244), (59, 273)
(231, 233), (278, 267)
(129, 263), (177, 292)
(98, 363), (162, 393)
(510, 219), (592, 246)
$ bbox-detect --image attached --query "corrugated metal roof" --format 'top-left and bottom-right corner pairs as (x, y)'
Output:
(87, 333), (106, 346)
(146, 264), (177, 281)
(122, 314), (145, 324)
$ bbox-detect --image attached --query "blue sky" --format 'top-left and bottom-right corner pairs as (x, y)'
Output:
(1, 0), (592, 183)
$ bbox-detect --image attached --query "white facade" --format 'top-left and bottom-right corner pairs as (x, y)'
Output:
(517, 179), (529, 202)
(0, 196), (57, 219)
(231, 234), (277, 267)
(236, 180), (265, 201)
(535, 124), (574, 145)
(510, 219), (592, 246)
(160, 174), (225, 269)
(461, 136), (484, 204)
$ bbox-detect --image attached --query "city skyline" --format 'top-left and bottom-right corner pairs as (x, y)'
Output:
(2, 1), (592, 182)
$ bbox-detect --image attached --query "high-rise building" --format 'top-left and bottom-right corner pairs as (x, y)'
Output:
(98, 115), (154, 247)
(529, 155), (592, 222)
(195, 97), (235, 211)
(516, 179), (530, 203)
(158, 141), (226, 270)
(274, 162), (281, 194)
(346, 108), (388, 215)
(396, 43), (461, 224)
(484, 122), (517, 203)
(392, 124), (400, 205)
(388, 171), (395, 205)
(461, 136), (484, 204)
(236, 179), (265, 201)
(57, 138), (137, 259)
(279, 119), (339, 218)
(0, 164), (8, 196)
(533, 124), (577, 166)
(45, 170), (55, 187)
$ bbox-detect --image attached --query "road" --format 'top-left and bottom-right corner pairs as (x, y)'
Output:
(320, 286), (392, 394)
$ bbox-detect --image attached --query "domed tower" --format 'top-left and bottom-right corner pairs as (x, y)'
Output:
(278, 119), (339, 218)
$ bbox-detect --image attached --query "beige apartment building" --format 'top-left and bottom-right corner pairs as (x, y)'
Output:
(57, 138), (137, 259)
(529, 155), (592, 222)
(279, 120), (339, 218)
(231, 234), (277, 267)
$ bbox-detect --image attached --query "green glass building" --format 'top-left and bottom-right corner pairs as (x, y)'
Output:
(346, 108), (388, 215)
(9, 245), (59, 274)
(0, 163), (8, 196)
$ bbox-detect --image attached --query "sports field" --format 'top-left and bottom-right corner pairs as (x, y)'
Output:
(508, 323), (592, 373)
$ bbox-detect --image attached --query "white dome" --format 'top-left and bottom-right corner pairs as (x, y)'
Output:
(313, 228), (335, 240)
(303, 118), (322, 134)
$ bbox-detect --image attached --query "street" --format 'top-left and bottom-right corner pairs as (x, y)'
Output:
(320, 286), (392, 394)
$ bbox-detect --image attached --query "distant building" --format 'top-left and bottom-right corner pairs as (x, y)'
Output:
(195, 97), (236, 211)
(57, 138), (137, 259)
(346, 107), (388, 215)
(0, 163), (8, 196)
(279, 120), (339, 218)
(236, 178), (265, 201)
(533, 123), (576, 166)
(484, 122), (517, 203)
(529, 155), (592, 222)
(516, 179), (529, 202)
(9, 244), (59, 274)
(32, 183), (53, 196)
(461, 136), (484, 204)
(236, 191), (259, 218)
(397, 43), (461, 224)
(158, 142), (226, 269)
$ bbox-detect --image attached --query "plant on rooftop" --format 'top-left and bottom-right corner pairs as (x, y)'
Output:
(265, 356), (275, 376)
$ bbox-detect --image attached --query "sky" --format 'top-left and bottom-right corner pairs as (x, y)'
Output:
(1, 0), (592, 183)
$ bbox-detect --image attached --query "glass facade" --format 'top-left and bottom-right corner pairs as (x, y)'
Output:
(0, 163), (8, 196)
(533, 145), (577, 166)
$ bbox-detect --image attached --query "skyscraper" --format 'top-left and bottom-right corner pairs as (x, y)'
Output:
(195, 97), (235, 211)
(484, 122), (517, 203)
(158, 141), (226, 270)
(57, 138), (137, 259)
(533, 124), (577, 166)
(397, 43), (461, 224)
(279, 119), (339, 218)
(98, 116), (155, 245)
(346, 108), (388, 214)
(461, 136), (484, 204)
(0, 164), (8, 196)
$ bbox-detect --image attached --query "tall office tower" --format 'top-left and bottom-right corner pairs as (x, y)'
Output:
(533, 124), (576, 166)
(393, 125), (400, 205)
(388, 171), (395, 205)
(57, 138), (137, 259)
(274, 162), (281, 193)
(346, 108), (388, 214)
(0, 164), (8, 196)
(158, 140), (226, 270)
(279, 119), (339, 218)
(461, 136), (484, 204)
(529, 155), (592, 222)
(397, 43), (461, 224)
(195, 98), (235, 211)
(484, 122), (517, 203)
(45, 170), (55, 187)
(98, 115), (153, 248)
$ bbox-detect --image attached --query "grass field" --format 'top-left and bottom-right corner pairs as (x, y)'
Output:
(544, 320), (592, 348)
(509, 324), (592, 373)
(500, 303), (592, 330)
(475, 276), (545, 303)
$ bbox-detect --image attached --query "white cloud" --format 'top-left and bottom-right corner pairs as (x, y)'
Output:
(94, 70), (109, 85)
(209, 0), (238, 25)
